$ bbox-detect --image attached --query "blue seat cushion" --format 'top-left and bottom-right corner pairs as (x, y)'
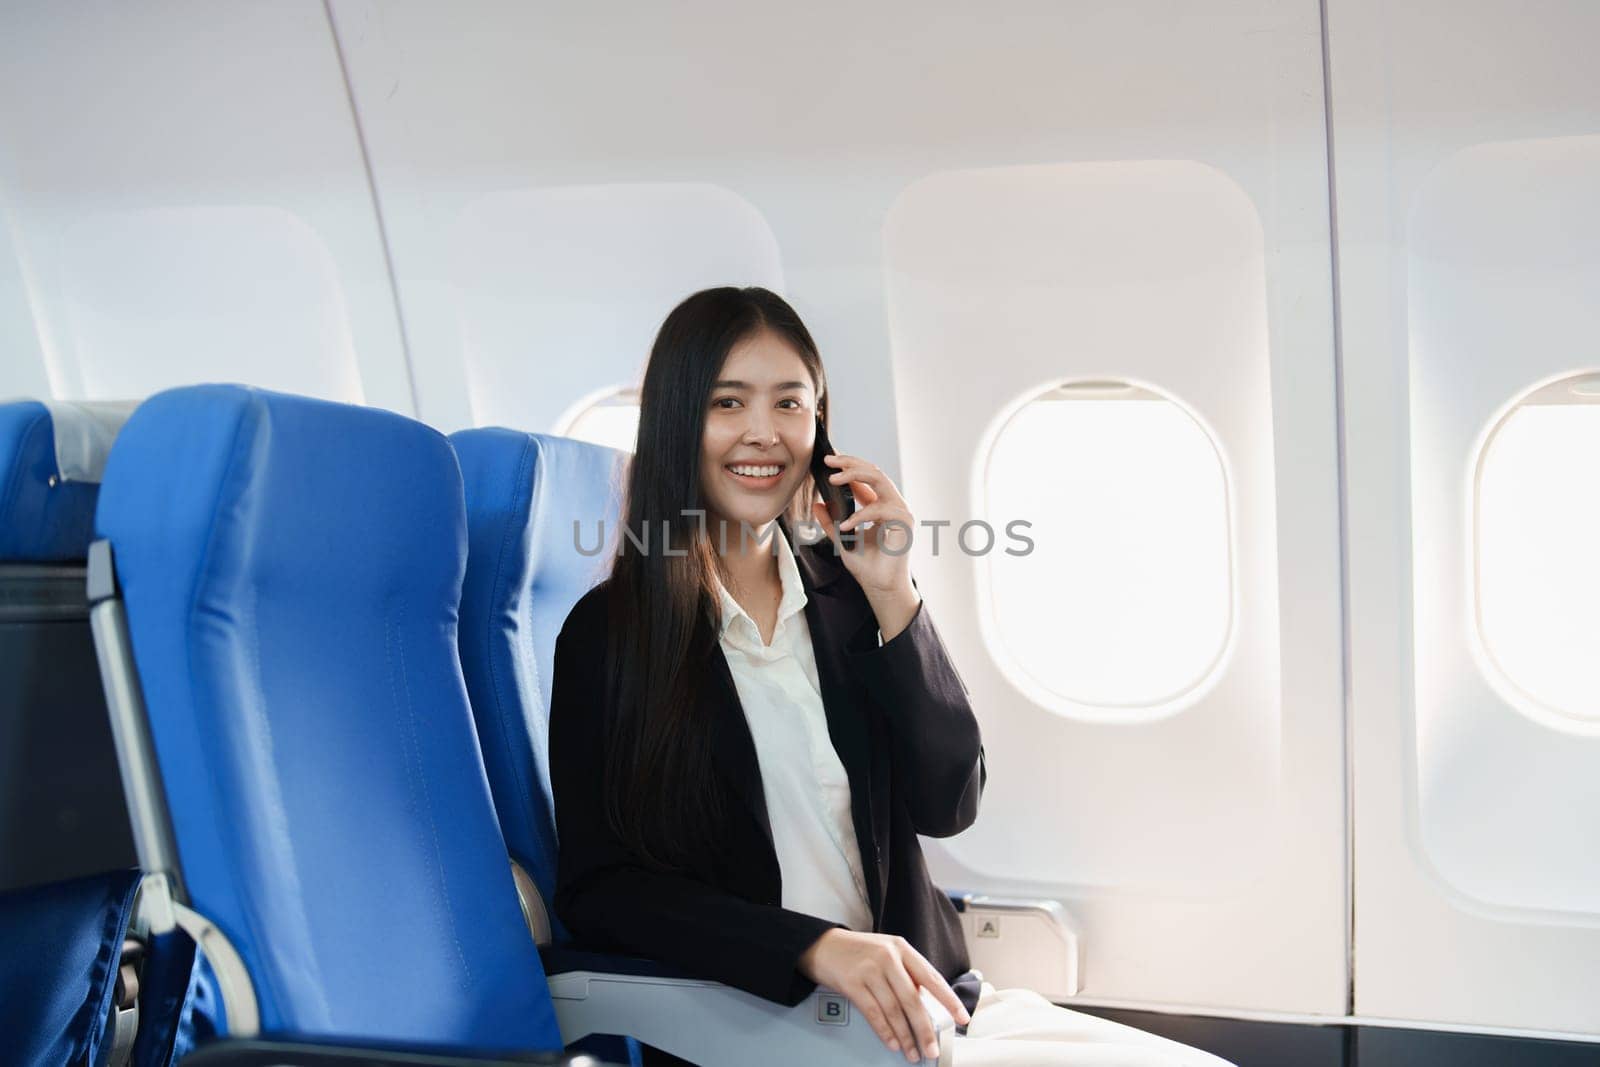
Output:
(0, 868), (140, 1067)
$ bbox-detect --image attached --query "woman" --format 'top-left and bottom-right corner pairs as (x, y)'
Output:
(548, 287), (1234, 1067)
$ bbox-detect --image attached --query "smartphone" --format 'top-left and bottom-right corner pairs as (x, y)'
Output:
(809, 416), (859, 551)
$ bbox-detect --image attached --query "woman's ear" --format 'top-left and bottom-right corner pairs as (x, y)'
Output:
(810, 499), (834, 536)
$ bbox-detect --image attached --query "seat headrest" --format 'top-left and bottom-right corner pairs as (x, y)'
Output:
(0, 400), (122, 561)
(450, 429), (626, 941)
(95, 385), (559, 1050)
(44, 400), (137, 483)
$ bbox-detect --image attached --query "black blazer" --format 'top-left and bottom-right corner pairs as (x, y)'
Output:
(548, 514), (987, 1007)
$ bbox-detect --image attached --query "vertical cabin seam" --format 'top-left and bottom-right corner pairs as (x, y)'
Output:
(321, 0), (422, 419)
(1319, 0), (1358, 1020)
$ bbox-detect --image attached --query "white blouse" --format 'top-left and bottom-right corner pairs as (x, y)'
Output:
(713, 529), (875, 933)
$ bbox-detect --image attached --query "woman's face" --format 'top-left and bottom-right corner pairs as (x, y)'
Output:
(698, 329), (818, 547)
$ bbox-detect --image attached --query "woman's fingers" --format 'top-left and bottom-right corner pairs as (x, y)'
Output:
(903, 948), (971, 1027)
(865, 975), (924, 1063)
(827, 465), (892, 497)
(824, 473), (878, 508)
(838, 502), (911, 533)
(824, 457), (902, 503)
(850, 981), (902, 1054)
(840, 506), (915, 554)
(884, 958), (942, 1060)
(815, 492), (912, 549)
(826, 467), (883, 505)
(854, 977), (906, 1054)
(847, 478), (880, 506)
(797, 929), (954, 1061)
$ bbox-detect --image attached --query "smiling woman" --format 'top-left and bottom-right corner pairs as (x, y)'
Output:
(546, 286), (1235, 1067)
(584, 287), (834, 870)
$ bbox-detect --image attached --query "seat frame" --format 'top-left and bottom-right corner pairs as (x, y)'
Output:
(88, 539), (263, 1036)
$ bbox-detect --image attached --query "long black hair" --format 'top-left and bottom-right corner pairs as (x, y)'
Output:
(602, 286), (830, 870)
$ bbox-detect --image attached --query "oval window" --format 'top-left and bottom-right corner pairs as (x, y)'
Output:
(982, 380), (1232, 712)
(555, 386), (641, 453)
(1475, 373), (1600, 722)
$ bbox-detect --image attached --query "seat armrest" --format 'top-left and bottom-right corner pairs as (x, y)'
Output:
(540, 946), (695, 981)
(180, 1037), (611, 1066)
(947, 891), (1081, 1000)
(544, 950), (953, 1067)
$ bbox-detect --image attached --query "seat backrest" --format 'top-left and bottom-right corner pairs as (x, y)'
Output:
(0, 400), (103, 562)
(95, 386), (562, 1051)
(450, 429), (626, 941)
(0, 399), (137, 890)
(0, 399), (151, 1066)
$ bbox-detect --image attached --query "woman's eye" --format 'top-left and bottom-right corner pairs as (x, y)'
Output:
(713, 396), (804, 410)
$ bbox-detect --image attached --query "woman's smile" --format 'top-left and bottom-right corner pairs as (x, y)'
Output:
(724, 462), (788, 490)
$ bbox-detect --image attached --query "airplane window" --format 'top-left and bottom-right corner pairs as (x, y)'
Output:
(555, 386), (640, 454)
(1474, 373), (1600, 721)
(983, 380), (1232, 713)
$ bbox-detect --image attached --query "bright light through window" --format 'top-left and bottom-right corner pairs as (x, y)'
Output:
(983, 381), (1232, 710)
(1476, 375), (1600, 720)
(558, 387), (640, 453)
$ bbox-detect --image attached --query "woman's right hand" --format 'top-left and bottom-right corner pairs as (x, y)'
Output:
(797, 929), (971, 1063)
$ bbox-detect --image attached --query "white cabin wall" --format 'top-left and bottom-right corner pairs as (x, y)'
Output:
(0, 0), (412, 413)
(326, 0), (902, 463)
(1329, 0), (1600, 1036)
(0, 215), (50, 400)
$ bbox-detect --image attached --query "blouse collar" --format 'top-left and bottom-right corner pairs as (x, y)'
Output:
(714, 519), (810, 641)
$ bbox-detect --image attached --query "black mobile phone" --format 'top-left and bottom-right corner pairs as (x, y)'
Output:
(810, 416), (858, 550)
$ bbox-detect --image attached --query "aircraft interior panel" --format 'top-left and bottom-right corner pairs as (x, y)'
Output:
(1409, 136), (1600, 916)
(444, 183), (785, 435)
(883, 150), (1346, 1018)
(1330, 0), (1600, 1037)
(0, 0), (413, 413)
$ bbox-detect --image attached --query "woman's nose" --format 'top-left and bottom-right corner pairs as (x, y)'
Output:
(743, 419), (778, 446)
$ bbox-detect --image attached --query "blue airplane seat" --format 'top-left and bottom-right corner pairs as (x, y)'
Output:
(448, 429), (956, 1067)
(451, 429), (634, 1066)
(91, 386), (568, 1057)
(451, 429), (628, 945)
(0, 397), (215, 1067)
(0, 399), (104, 561)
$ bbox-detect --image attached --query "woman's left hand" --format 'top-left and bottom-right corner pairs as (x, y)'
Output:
(811, 452), (916, 596)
